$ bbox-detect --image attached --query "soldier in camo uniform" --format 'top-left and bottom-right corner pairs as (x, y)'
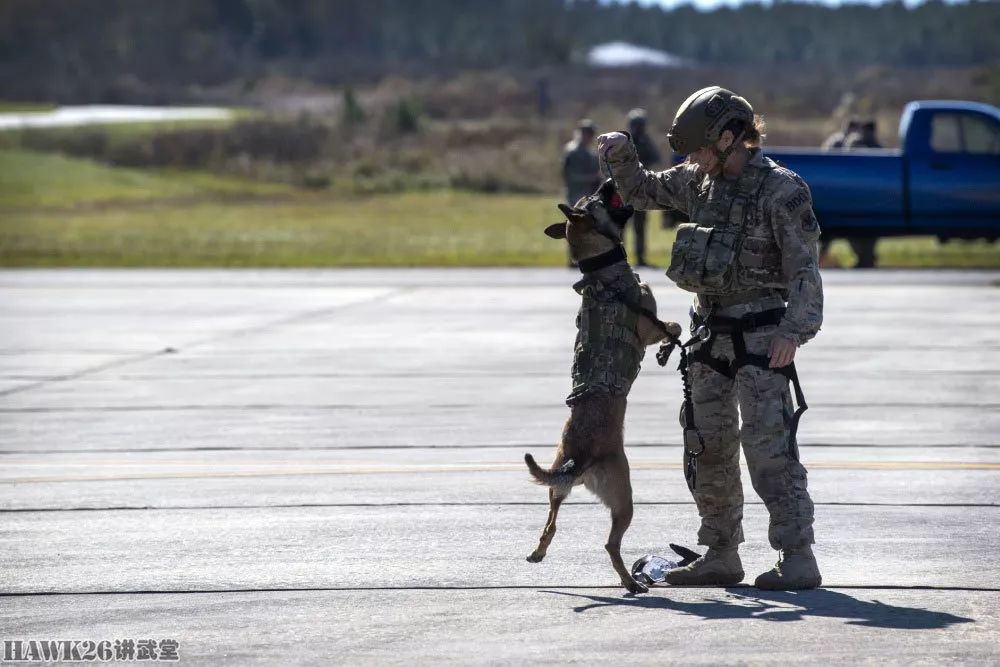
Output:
(598, 86), (824, 590)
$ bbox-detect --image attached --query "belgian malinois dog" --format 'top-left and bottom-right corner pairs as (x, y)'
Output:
(524, 181), (681, 594)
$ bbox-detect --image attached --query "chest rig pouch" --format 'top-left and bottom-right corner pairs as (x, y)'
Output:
(666, 163), (772, 293)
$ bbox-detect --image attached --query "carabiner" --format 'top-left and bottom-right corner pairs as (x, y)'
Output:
(684, 428), (706, 458)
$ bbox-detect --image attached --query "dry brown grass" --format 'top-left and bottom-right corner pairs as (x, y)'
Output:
(9, 63), (997, 195)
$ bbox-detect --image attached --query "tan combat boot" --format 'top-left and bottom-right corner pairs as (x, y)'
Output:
(754, 545), (822, 590)
(665, 547), (744, 586)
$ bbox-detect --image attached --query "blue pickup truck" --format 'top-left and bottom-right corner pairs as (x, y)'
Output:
(766, 100), (1000, 266)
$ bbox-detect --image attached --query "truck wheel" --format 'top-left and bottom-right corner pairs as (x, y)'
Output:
(849, 237), (877, 268)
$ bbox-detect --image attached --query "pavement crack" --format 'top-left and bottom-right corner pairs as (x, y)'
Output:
(2, 584), (998, 597)
(0, 348), (178, 398)
(1, 442), (996, 454)
(0, 287), (413, 397)
(2, 401), (998, 412)
(180, 286), (415, 349)
(2, 501), (997, 513)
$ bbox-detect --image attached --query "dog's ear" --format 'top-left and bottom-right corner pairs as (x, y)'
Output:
(557, 203), (585, 221)
(548, 202), (585, 238)
(544, 222), (567, 239)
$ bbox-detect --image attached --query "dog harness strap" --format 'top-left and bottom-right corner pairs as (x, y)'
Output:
(578, 245), (627, 273)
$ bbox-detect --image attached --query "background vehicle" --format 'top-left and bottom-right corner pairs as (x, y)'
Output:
(767, 101), (1000, 267)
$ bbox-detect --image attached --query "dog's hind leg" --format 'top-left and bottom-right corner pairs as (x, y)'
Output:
(591, 454), (648, 594)
(526, 487), (566, 563)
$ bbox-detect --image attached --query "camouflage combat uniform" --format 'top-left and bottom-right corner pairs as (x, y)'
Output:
(604, 141), (824, 550)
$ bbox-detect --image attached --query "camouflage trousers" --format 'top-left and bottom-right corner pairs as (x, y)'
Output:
(683, 297), (815, 550)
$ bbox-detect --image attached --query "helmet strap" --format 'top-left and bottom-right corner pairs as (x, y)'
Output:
(712, 129), (746, 173)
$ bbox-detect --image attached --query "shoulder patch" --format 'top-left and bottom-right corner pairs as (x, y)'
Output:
(784, 190), (810, 213)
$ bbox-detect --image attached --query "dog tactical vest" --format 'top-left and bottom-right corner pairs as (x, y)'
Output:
(666, 160), (774, 293)
(566, 270), (651, 406)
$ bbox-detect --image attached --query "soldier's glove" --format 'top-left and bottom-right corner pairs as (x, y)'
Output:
(597, 131), (631, 157)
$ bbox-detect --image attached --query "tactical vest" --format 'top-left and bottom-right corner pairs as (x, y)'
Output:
(666, 160), (774, 294)
(566, 270), (650, 406)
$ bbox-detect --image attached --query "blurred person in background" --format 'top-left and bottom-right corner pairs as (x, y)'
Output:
(626, 108), (662, 267)
(819, 120), (880, 267)
(822, 118), (860, 150)
(845, 120), (882, 149)
(819, 118), (881, 267)
(562, 118), (602, 267)
(598, 86), (824, 590)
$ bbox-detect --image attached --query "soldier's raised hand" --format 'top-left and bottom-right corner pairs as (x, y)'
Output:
(597, 132), (629, 156)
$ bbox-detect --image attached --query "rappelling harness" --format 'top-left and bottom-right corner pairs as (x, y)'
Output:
(656, 303), (809, 493)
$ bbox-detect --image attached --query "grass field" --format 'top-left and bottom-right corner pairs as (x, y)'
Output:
(0, 101), (58, 113)
(0, 149), (287, 208)
(1, 148), (998, 268)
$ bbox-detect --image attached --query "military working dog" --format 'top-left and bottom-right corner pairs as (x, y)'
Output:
(524, 180), (682, 594)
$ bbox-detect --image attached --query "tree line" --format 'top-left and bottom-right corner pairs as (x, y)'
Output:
(1, 0), (997, 102)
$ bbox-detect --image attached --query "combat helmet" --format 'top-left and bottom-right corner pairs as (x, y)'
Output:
(667, 86), (754, 156)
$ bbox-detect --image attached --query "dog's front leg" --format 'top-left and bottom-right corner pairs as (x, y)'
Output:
(527, 487), (565, 563)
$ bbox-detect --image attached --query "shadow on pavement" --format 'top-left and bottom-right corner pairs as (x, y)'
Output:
(542, 588), (974, 629)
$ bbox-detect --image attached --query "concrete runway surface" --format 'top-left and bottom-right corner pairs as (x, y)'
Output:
(1, 268), (998, 665)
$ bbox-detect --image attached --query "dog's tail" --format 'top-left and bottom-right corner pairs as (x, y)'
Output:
(524, 453), (576, 493)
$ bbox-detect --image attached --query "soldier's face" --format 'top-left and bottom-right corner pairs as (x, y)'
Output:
(687, 132), (736, 177)
(687, 145), (721, 177)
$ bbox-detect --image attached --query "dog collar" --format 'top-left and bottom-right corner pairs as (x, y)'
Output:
(578, 245), (627, 274)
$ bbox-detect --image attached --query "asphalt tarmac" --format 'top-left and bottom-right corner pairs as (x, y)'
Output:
(2, 268), (998, 665)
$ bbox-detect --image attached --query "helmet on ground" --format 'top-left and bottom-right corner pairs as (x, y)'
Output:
(667, 86), (754, 155)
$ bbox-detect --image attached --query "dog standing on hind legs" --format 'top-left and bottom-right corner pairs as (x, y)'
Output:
(524, 180), (682, 594)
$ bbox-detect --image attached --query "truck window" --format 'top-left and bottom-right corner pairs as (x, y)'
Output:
(961, 114), (1000, 155)
(930, 114), (961, 152)
(930, 111), (1000, 154)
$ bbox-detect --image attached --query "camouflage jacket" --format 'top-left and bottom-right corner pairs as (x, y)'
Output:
(604, 143), (823, 346)
(563, 141), (601, 204)
(566, 264), (646, 405)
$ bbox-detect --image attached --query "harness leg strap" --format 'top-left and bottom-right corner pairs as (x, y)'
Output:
(688, 307), (809, 446)
(774, 362), (808, 447)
